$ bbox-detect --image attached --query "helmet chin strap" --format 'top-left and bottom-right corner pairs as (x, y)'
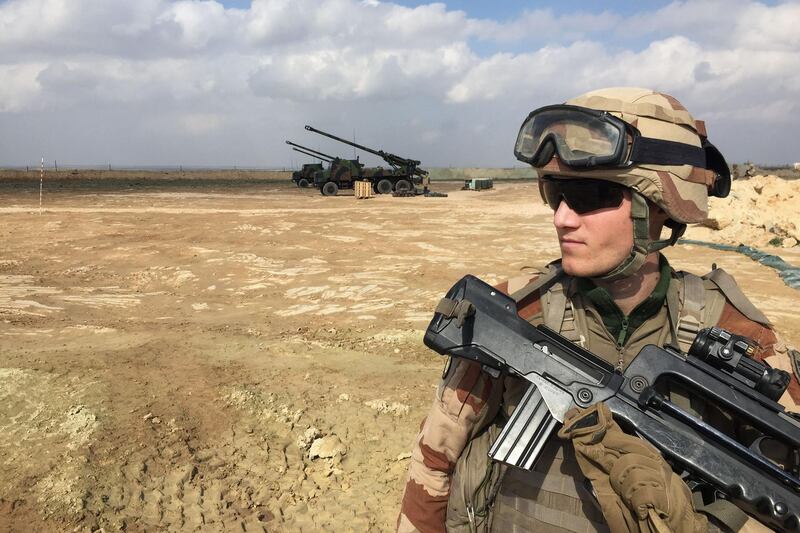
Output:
(597, 192), (686, 281)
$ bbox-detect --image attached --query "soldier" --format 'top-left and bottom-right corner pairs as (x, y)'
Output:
(397, 88), (800, 533)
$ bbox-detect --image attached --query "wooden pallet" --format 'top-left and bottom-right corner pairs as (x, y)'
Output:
(355, 180), (374, 199)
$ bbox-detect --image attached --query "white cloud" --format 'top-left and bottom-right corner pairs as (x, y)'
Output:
(0, 0), (798, 166)
(249, 42), (475, 101)
(244, 0), (316, 46)
(0, 0), (74, 44)
(180, 112), (226, 135)
(734, 2), (800, 51)
(0, 0), (168, 57)
(0, 63), (46, 112)
(480, 8), (620, 43)
(158, 1), (234, 50)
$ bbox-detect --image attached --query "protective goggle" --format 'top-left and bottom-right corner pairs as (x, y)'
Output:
(540, 178), (626, 214)
(514, 105), (729, 197)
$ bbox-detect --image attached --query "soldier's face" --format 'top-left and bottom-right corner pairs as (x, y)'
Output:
(552, 189), (634, 278)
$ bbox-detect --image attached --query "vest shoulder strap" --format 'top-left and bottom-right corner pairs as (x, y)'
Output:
(703, 267), (772, 327)
(668, 270), (733, 353)
(675, 272), (705, 352)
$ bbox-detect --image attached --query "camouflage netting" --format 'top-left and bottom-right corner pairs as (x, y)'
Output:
(679, 240), (800, 290)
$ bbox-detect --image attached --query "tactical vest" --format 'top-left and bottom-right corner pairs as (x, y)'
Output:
(445, 263), (770, 533)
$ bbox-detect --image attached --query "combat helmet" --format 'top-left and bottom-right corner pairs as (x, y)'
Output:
(514, 87), (731, 279)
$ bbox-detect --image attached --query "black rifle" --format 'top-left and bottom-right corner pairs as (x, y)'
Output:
(424, 275), (800, 531)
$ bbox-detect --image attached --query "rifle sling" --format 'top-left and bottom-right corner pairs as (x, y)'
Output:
(510, 260), (564, 304)
(692, 492), (748, 531)
(435, 298), (475, 328)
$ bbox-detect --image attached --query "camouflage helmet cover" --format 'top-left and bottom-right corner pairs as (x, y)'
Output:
(536, 87), (722, 224)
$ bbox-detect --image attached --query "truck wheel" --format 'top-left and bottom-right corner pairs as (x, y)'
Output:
(376, 179), (393, 194)
(321, 181), (339, 196)
(298, 178), (310, 188)
(395, 179), (412, 193)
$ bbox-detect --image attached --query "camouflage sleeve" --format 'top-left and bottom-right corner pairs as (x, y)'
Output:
(717, 301), (800, 413)
(396, 274), (543, 532)
(397, 358), (503, 533)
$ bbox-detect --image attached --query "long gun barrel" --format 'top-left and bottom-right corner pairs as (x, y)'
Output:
(424, 275), (800, 531)
(285, 140), (337, 161)
(291, 147), (333, 163)
(304, 125), (428, 176)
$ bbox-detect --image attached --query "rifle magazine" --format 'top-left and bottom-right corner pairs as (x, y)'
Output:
(489, 384), (558, 470)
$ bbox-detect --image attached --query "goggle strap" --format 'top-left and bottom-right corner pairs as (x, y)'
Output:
(629, 137), (707, 168)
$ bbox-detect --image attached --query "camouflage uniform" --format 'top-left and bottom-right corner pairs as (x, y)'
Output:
(397, 260), (800, 532)
(397, 88), (799, 532)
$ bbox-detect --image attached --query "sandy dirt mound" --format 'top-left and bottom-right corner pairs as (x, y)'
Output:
(688, 174), (800, 248)
(0, 178), (797, 531)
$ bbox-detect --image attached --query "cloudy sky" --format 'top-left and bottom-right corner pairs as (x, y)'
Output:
(1, 0), (798, 169)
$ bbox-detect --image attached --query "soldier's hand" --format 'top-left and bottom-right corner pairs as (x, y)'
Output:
(557, 402), (707, 533)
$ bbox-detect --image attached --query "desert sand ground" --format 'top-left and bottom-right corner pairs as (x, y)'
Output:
(1, 176), (798, 532)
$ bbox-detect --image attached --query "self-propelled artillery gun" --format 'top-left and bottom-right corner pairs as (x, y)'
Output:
(286, 139), (364, 196)
(304, 125), (428, 195)
(285, 141), (335, 188)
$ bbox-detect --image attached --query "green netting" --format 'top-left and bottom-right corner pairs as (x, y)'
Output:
(679, 239), (800, 290)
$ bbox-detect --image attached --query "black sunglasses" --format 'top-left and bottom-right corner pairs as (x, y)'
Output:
(540, 178), (626, 214)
